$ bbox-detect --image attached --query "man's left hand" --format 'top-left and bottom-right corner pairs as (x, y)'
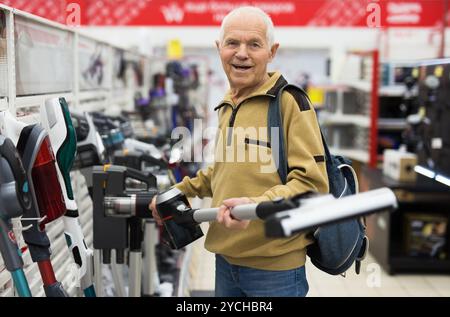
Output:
(216, 197), (253, 230)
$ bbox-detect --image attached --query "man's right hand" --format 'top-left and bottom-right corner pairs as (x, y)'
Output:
(149, 196), (163, 226)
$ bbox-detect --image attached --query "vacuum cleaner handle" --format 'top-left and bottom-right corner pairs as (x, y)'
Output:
(192, 204), (258, 223)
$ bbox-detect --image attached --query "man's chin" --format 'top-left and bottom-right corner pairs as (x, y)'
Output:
(230, 77), (253, 87)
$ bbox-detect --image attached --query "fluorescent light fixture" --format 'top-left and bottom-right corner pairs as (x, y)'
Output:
(435, 174), (450, 187)
(414, 165), (436, 179)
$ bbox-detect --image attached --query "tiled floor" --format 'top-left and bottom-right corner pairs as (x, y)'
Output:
(306, 256), (450, 297)
(187, 200), (450, 297)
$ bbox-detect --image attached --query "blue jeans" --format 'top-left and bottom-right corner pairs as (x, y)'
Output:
(215, 255), (309, 297)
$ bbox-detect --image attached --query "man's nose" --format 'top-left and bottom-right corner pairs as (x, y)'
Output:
(235, 44), (249, 59)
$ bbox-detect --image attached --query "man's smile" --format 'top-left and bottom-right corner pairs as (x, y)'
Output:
(231, 64), (253, 72)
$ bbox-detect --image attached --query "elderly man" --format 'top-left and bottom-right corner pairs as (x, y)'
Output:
(151, 6), (328, 297)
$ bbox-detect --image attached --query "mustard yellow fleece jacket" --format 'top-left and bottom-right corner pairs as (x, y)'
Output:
(175, 72), (329, 270)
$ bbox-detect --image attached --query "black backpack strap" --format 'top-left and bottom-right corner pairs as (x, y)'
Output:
(268, 84), (331, 185)
(267, 84), (289, 184)
(320, 130), (333, 164)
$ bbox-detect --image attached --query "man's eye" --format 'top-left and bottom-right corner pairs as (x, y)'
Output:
(250, 42), (261, 48)
(226, 41), (238, 46)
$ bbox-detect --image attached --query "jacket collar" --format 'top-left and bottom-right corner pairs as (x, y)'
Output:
(214, 72), (288, 111)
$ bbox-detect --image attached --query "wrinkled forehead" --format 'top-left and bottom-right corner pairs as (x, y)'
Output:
(222, 13), (268, 42)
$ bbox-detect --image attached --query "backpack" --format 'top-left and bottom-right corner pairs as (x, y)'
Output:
(268, 83), (369, 275)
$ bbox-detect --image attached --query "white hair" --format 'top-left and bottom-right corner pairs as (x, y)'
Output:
(219, 6), (275, 47)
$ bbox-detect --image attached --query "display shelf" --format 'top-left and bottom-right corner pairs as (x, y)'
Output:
(330, 147), (370, 163)
(321, 114), (370, 127)
(78, 90), (108, 101)
(362, 167), (450, 275)
(378, 118), (407, 130)
(0, 3), (154, 298)
(340, 83), (405, 96)
(321, 50), (379, 167)
(319, 83), (404, 97)
(15, 93), (75, 110)
(323, 54), (418, 167)
(342, 80), (371, 92)
(379, 85), (406, 97)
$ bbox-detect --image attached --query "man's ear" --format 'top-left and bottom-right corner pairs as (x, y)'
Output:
(215, 40), (220, 51)
(269, 43), (280, 62)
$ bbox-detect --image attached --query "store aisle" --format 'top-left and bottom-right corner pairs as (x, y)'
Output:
(188, 222), (216, 296)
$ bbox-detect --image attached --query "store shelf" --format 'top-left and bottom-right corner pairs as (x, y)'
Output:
(328, 64), (411, 172)
(15, 93), (74, 110)
(362, 167), (450, 275)
(379, 85), (406, 97)
(342, 80), (371, 92)
(341, 81), (405, 97)
(78, 90), (108, 102)
(329, 147), (370, 163)
(321, 114), (370, 127)
(378, 118), (407, 130)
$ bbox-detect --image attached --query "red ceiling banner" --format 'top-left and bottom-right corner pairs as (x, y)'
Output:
(0, 0), (447, 27)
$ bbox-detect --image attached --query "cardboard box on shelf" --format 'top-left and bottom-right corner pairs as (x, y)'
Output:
(383, 149), (417, 182)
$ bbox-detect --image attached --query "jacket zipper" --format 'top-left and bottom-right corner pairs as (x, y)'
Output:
(227, 106), (240, 146)
(218, 93), (276, 146)
(225, 98), (256, 146)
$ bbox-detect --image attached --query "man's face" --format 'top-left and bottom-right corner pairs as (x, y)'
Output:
(217, 15), (278, 91)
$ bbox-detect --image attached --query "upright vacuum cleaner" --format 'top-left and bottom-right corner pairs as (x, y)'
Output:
(70, 109), (105, 192)
(0, 111), (68, 297)
(40, 98), (96, 297)
(112, 148), (168, 297)
(72, 110), (164, 296)
(0, 136), (32, 297)
(70, 109), (108, 296)
(92, 165), (157, 297)
(155, 187), (398, 249)
(90, 112), (125, 160)
(72, 110), (132, 296)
